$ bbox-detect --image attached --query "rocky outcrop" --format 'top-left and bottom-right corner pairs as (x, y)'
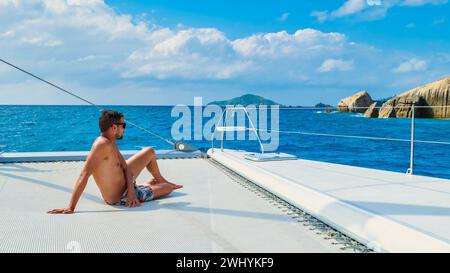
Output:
(337, 91), (373, 113)
(379, 76), (450, 118)
(364, 102), (379, 118)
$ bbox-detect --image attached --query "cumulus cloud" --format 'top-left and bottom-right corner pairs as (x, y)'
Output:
(123, 28), (251, 80)
(0, 0), (447, 105)
(0, 0), (363, 85)
(393, 58), (428, 73)
(121, 27), (364, 85)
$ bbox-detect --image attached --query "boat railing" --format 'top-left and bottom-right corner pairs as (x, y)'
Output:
(210, 104), (450, 175)
(211, 106), (265, 154)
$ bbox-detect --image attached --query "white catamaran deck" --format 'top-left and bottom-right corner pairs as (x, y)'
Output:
(0, 151), (348, 253)
(208, 149), (450, 252)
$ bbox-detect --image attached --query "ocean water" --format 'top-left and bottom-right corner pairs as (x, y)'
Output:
(1, 105), (450, 180)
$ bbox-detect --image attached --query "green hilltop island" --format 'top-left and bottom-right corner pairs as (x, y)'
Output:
(208, 94), (281, 106)
(208, 93), (331, 108)
(337, 76), (450, 118)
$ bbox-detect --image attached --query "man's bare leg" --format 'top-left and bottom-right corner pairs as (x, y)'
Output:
(147, 177), (180, 188)
(146, 178), (181, 190)
(142, 148), (183, 189)
(151, 183), (174, 199)
(126, 148), (183, 190)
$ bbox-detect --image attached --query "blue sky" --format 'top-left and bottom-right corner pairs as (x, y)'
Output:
(106, 0), (450, 51)
(0, 0), (449, 105)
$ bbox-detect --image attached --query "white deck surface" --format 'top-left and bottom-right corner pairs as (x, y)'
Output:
(0, 150), (203, 163)
(0, 154), (346, 253)
(208, 149), (450, 252)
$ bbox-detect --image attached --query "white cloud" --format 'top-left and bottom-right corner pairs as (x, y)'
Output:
(367, 0), (383, 5)
(312, 0), (448, 22)
(20, 35), (63, 47)
(232, 29), (347, 58)
(76, 55), (108, 62)
(393, 58), (428, 73)
(277, 12), (290, 22)
(332, 0), (368, 18)
(432, 17), (446, 24)
(0, 30), (16, 38)
(318, 59), (354, 72)
(123, 27), (355, 82)
(123, 28), (251, 80)
(0, 0), (447, 105)
(310, 11), (329, 23)
(400, 0), (448, 6)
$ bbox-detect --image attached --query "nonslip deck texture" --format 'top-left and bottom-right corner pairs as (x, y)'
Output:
(208, 149), (450, 252)
(0, 154), (345, 253)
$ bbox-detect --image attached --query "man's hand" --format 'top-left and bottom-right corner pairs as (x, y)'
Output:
(47, 208), (74, 214)
(125, 192), (141, 208)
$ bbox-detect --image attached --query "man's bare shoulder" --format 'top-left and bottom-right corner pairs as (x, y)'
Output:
(92, 136), (113, 152)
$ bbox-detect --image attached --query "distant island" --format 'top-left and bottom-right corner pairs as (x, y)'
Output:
(315, 103), (333, 108)
(208, 94), (280, 106)
(208, 93), (332, 108)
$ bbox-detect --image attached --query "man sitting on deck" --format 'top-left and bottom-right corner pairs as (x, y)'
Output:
(48, 110), (182, 214)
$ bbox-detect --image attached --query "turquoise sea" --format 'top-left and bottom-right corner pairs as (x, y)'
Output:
(1, 105), (450, 179)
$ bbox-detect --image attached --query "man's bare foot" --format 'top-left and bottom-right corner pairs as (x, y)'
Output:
(169, 182), (183, 190)
(148, 178), (183, 189)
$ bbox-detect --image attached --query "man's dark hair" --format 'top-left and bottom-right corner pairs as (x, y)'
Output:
(99, 110), (124, 133)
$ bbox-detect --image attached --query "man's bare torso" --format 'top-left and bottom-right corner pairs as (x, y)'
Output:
(91, 136), (127, 204)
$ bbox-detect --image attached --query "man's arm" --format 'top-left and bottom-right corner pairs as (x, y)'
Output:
(116, 150), (140, 208)
(47, 141), (106, 214)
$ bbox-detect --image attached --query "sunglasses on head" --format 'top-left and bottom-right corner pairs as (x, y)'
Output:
(114, 122), (126, 129)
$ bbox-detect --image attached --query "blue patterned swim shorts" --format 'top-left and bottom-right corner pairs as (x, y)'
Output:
(108, 182), (154, 206)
